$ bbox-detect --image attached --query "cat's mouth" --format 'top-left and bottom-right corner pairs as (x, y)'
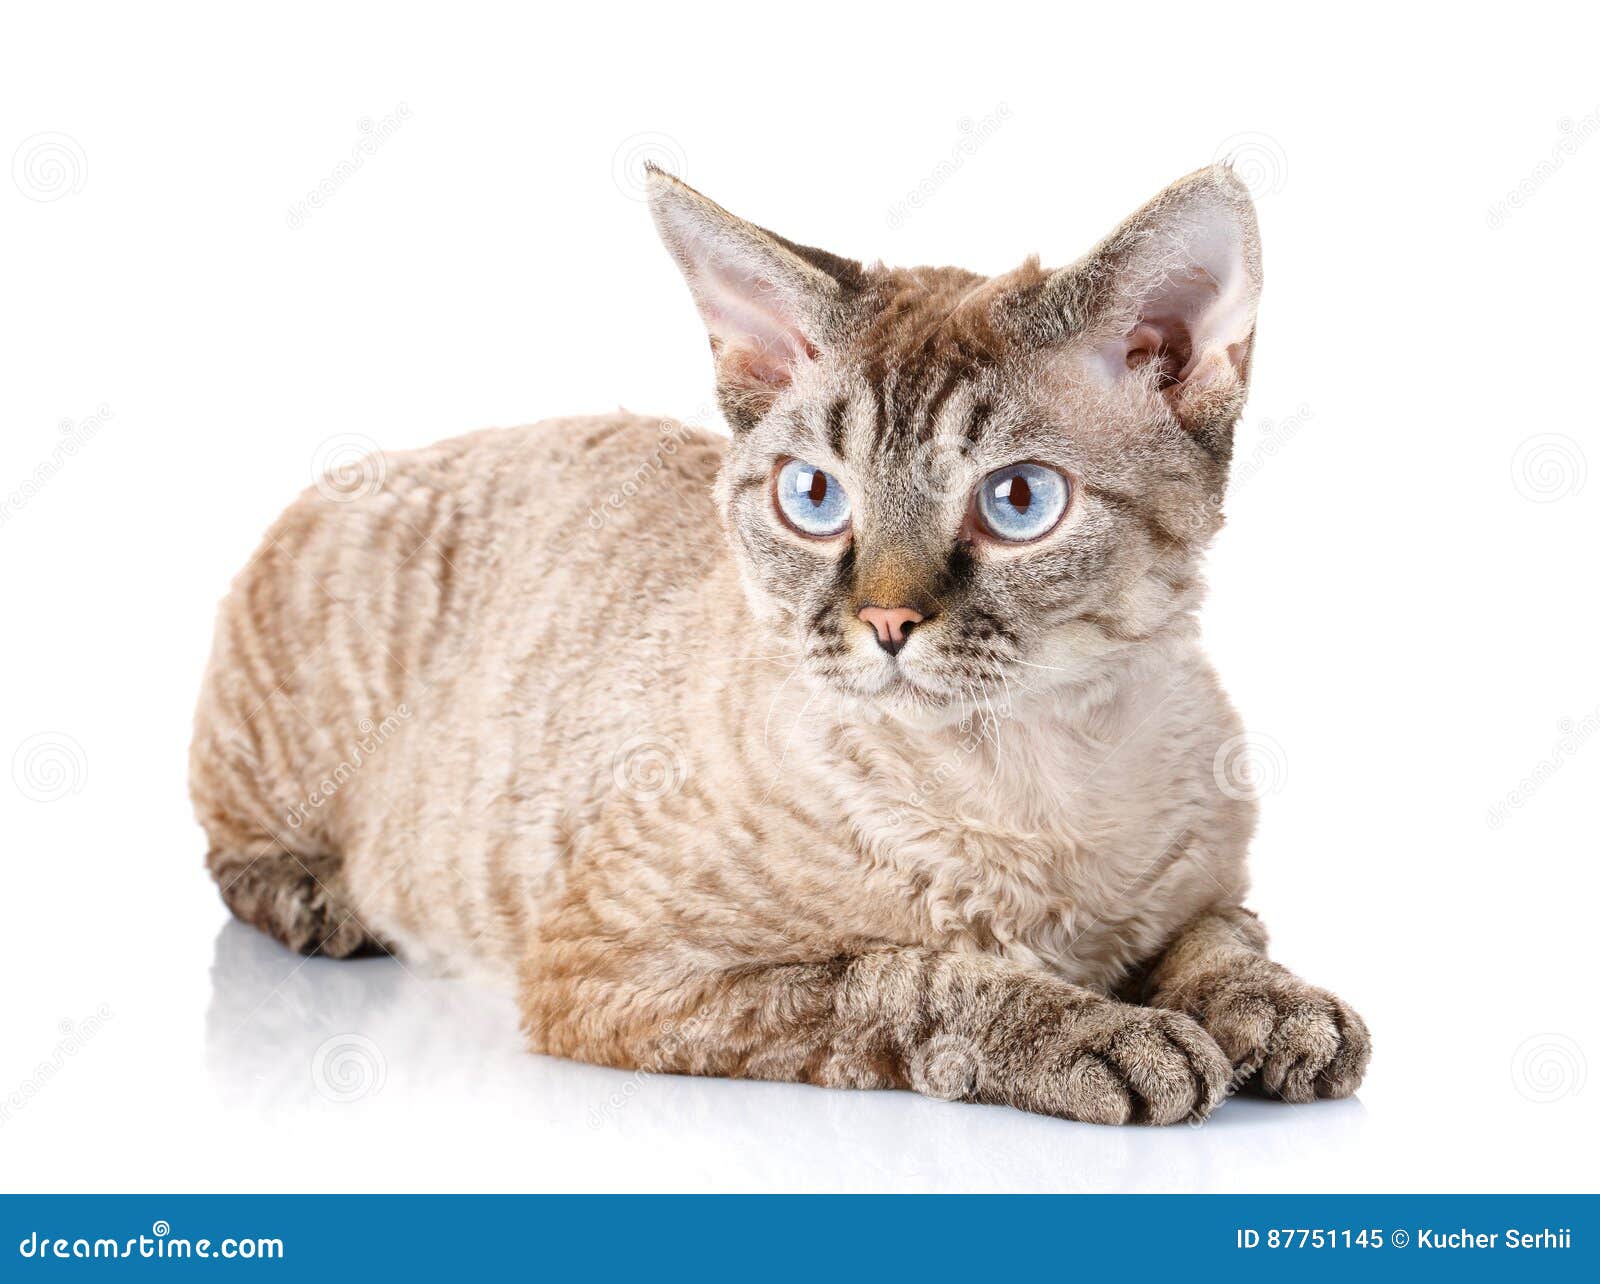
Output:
(880, 670), (944, 699)
(857, 658), (965, 714)
(805, 624), (985, 719)
(818, 657), (1002, 730)
(877, 671), (989, 731)
(819, 656), (949, 706)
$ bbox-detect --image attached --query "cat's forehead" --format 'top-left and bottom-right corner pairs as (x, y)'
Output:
(848, 261), (1045, 386)
(774, 263), (1064, 454)
(741, 258), (1170, 497)
(781, 319), (1119, 475)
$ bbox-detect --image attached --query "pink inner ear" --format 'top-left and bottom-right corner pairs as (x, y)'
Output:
(697, 260), (816, 391)
(1123, 319), (1190, 389)
(1123, 267), (1221, 383)
(1100, 229), (1254, 405)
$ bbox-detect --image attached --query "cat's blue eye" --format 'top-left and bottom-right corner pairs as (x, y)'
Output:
(773, 458), (852, 537)
(974, 463), (1070, 543)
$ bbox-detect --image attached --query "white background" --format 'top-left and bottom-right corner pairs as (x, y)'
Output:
(2, 1), (1597, 1193)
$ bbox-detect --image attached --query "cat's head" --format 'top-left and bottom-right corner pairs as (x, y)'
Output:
(647, 165), (1261, 726)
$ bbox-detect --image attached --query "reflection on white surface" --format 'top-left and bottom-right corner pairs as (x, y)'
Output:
(202, 922), (1370, 1193)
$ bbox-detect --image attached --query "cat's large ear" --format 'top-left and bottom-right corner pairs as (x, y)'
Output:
(1041, 165), (1262, 452)
(646, 167), (863, 431)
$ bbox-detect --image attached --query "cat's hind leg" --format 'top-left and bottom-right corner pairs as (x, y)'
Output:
(207, 842), (385, 959)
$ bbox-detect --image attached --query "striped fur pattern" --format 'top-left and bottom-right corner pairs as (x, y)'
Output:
(190, 166), (1368, 1125)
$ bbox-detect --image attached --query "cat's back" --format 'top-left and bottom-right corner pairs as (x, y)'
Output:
(202, 409), (725, 678)
(190, 411), (727, 858)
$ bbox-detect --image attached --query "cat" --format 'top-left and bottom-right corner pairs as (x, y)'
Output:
(190, 163), (1370, 1125)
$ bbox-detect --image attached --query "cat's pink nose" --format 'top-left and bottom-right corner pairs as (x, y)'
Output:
(857, 605), (925, 657)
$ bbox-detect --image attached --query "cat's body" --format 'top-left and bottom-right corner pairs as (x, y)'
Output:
(193, 411), (1249, 987)
(192, 166), (1369, 1124)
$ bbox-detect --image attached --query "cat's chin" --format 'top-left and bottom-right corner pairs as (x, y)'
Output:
(837, 670), (972, 731)
(878, 697), (971, 732)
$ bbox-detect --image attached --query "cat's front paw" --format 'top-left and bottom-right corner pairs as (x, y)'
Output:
(1036, 1002), (1230, 1126)
(1161, 964), (1371, 1102)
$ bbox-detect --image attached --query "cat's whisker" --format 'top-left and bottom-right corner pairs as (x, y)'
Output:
(759, 681), (821, 804)
(1008, 657), (1086, 675)
(762, 656), (808, 753)
(749, 655), (804, 671)
(978, 677), (1007, 785)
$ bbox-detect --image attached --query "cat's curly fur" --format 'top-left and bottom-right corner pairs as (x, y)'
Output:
(190, 165), (1369, 1124)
